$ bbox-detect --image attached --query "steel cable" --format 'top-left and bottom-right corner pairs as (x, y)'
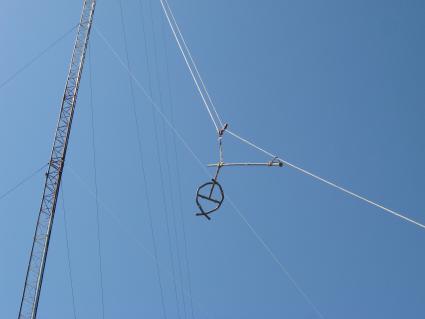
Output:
(159, 8), (196, 319)
(159, 0), (222, 133)
(59, 184), (77, 319)
(160, 0), (224, 129)
(119, 1), (169, 317)
(88, 45), (106, 319)
(0, 25), (77, 92)
(144, 0), (184, 316)
(67, 166), (216, 319)
(0, 164), (47, 202)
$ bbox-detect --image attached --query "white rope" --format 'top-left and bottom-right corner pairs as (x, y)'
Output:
(227, 129), (425, 231)
(159, 0), (224, 132)
(161, 0), (224, 129)
(95, 27), (324, 316)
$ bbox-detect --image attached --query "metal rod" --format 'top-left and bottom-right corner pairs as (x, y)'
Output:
(207, 162), (283, 167)
(209, 165), (221, 197)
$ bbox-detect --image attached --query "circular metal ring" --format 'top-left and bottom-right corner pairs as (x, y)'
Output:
(195, 180), (224, 219)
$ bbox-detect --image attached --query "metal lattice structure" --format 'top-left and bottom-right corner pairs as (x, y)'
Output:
(18, 1), (96, 318)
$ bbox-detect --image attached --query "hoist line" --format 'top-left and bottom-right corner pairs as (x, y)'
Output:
(159, 9), (195, 319)
(159, 0), (222, 133)
(144, 0), (184, 316)
(95, 28), (324, 317)
(136, 1), (169, 317)
(59, 185), (77, 319)
(0, 164), (47, 202)
(0, 24), (77, 92)
(160, 0), (224, 129)
(227, 130), (425, 231)
(88, 45), (106, 319)
(67, 166), (216, 319)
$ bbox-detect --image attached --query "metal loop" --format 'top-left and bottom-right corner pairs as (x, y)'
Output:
(195, 180), (224, 220)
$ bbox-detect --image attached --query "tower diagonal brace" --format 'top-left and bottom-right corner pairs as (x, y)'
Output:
(18, 1), (96, 318)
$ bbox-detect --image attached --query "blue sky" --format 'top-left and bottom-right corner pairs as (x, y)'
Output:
(1, 0), (424, 318)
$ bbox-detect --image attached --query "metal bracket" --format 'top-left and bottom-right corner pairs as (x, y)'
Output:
(207, 161), (283, 167)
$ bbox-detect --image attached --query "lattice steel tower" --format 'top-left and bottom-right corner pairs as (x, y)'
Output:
(18, 1), (96, 318)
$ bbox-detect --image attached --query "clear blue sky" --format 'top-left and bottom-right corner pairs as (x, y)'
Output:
(1, 0), (424, 318)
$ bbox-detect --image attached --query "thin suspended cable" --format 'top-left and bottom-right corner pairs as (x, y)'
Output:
(0, 25), (77, 91)
(145, 0), (183, 316)
(94, 28), (324, 317)
(226, 129), (425, 231)
(162, 0), (223, 128)
(159, 0), (220, 133)
(0, 163), (47, 202)
(169, 130), (196, 319)
(120, 1), (168, 317)
(60, 184), (77, 319)
(152, 4), (187, 306)
(160, 10), (193, 319)
(226, 195), (325, 318)
(67, 165), (216, 319)
(160, 0), (224, 129)
(88, 45), (106, 319)
(157, 10), (189, 319)
(160, 8), (195, 319)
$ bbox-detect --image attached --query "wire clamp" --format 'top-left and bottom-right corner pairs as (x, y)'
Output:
(269, 157), (283, 167)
